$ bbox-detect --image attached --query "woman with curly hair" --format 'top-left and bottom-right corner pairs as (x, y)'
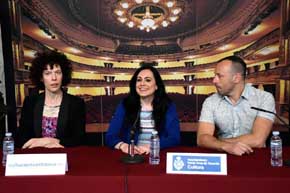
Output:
(106, 65), (180, 154)
(17, 50), (85, 148)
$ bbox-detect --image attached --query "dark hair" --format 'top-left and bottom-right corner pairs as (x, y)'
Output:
(123, 65), (171, 132)
(218, 55), (247, 79)
(30, 51), (72, 89)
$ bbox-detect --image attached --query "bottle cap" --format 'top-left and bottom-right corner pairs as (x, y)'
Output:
(152, 130), (158, 135)
(272, 131), (279, 136)
(5, 132), (12, 137)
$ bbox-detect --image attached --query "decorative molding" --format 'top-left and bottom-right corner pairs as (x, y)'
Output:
(19, 0), (279, 60)
(235, 28), (279, 59)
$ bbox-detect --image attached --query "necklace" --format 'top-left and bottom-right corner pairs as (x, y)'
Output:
(45, 92), (63, 107)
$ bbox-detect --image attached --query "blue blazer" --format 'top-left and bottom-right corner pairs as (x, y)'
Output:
(105, 102), (180, 149)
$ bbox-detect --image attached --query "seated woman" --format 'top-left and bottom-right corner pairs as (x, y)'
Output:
(17, 51), (85, 148)
(106, 65), (180, 154)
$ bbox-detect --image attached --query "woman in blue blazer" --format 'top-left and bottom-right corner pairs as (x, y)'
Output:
(106, 65), (180, 154)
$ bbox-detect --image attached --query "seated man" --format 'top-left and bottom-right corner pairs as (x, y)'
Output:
(197, 55), (275, 156)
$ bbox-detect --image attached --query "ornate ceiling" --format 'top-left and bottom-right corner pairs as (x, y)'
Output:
(66, 0), (231, 41)
(20, 0), (280, 61)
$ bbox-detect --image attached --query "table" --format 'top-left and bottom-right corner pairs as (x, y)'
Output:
(1, 146), (290, 193)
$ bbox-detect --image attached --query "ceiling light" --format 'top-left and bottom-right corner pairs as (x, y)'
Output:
(219, 45), (229, 51)
(100, 56), (112, 60)
(135, 0), (143, 4)
(162, 21), (169, 27)
(167, 1), (174, 8)
(172, 8), (181, 15)
(141, 18), (155, 28)
(114, 0), (182, 32)
(169, 16), (178, 22)
(258, 45), (279, 55)
(118, 17), (127, 23)
(68, 47), (82, 54)
(121, 2), (129, 9)
(115, 9), (124, 16)
(128, 21), (134, 28)
(24, 50), (37, 58)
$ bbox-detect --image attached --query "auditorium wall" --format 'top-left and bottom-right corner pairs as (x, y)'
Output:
(1, 0), (289, 147)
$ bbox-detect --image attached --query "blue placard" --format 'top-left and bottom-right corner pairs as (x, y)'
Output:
(166, 153), (227, 175)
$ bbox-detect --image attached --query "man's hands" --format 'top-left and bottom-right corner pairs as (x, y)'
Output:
(197, 122), (259, 156)
(221, 141), (253, 156)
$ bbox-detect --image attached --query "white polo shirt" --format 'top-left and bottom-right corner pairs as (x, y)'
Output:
(199, 84), (276, 139)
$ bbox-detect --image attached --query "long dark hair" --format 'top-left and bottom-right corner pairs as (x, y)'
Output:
(123, 65), (171, 132)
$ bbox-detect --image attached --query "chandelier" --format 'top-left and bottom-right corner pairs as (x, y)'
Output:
(114, 0), (182, 32)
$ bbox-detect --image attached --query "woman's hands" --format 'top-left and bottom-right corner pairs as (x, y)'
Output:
(22, 137), (64, 149)
(135, 144), (150, 154)
(116, 142), (150, 155)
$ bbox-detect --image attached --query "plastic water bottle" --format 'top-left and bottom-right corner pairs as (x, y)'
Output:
(2, 132), (14, 166)
(149, 130), (160, 165)
(270, 131), (282, 167)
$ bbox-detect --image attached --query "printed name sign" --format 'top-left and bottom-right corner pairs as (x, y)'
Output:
(166, 152), (227, 175)
(5, 153), (67, 176)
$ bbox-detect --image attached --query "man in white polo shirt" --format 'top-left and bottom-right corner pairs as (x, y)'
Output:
(197, 56), (275, 156)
